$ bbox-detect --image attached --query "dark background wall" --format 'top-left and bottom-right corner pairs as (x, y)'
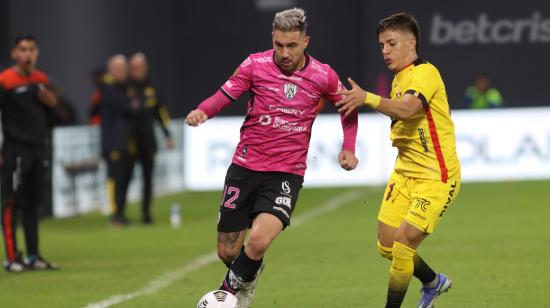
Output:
(1, 0), (548, 123)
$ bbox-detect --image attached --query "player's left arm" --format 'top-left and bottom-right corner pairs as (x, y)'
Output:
(326, 69), (359, 171)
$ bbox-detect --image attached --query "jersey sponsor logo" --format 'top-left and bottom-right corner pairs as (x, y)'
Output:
(254, 56), (272, 63)
(414, 198), (430, 212)
(258, 114), (307, 132)
(275, 196), (292, 209)
(14, 86), (29, 94)
(408, 210), (426, 221)
(273, 117), (306, 132)
(281, 181), (291, 194)
(284, 83), (298, 100)
(278, 75), (302, 82)
(440, 181), (458, 217)
(418, 128), (430, 153)
(258, 114), (272, 125)
(269, 105), (305, 116)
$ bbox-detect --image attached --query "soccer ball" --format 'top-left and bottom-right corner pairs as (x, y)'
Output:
(197, 290), (238, 308)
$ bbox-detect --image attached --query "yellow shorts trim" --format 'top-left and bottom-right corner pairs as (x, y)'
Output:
(377, 172), (460, 233)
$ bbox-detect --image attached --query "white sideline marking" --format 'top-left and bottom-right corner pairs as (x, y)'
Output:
(84, 189), (363, 308)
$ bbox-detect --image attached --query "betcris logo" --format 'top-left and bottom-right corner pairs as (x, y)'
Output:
(430, 11), (550, 45)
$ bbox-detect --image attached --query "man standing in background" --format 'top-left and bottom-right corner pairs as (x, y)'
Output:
(127, 52), (174, 224)
(0, 35), (59, 272)
(100, 54), (136, 226)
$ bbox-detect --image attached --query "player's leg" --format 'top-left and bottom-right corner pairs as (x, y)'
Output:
(140, 151), (154, 223)
(1, 144), (25, 272)
(216, 164), (258, 292)
(412, 179), (460, 308)
(386, 221), (428, 308)
(229, 172), (302, 308)
(222, 213), (282, 308)
(22, 149), (58, 270)
(220, 214), (281, 292)
(378, 221), (438, 289)
(217, 230), (247, 267)
(377, 173), (438, 307)
(113, 151), (134, 225)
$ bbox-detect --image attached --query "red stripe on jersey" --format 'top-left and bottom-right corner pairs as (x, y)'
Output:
(3, 201), (16, 261)
(423, 104), (448, 183)
(0, 67), (49, 90)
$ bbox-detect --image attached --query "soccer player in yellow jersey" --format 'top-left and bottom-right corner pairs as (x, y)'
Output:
(336, 12), (461, 308)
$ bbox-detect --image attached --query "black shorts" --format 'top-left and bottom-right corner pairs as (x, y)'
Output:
(217, 163), (304, 232)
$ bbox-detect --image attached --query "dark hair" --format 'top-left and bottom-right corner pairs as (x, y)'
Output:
(13, 35), (38, 47)
(377, 12), (420, 53)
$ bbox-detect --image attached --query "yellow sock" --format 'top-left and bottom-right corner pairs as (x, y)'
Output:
(106, 178), (116, 214)
(386, 241), (415, 307)
(377, 241), (393, 260)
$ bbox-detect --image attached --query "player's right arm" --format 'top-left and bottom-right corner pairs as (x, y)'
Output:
(185, 56), (253, 127)
(336, 77), (422, 120)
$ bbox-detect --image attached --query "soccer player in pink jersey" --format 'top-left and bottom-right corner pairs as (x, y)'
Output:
(185, 8), (358, 307)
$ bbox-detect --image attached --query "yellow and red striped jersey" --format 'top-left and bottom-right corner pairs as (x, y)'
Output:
(389, 59), (460, 182)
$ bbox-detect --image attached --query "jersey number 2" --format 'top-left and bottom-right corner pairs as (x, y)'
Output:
(222, 186), (240, 209)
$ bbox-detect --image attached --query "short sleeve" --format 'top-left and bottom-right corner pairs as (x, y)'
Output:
(405, 65), (440, 105)
(220, 56), (253, 101)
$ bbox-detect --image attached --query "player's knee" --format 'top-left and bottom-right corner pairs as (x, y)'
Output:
(392, 241), (415, 261)
(377, 241), (393, 260)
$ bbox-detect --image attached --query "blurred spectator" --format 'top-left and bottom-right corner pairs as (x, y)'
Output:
(89, 66), (106, 125)
(0, 35), (60, 272)
(99, 54), (136, 226)
(127, 52), (174, 224)
(464, 74), (503, 109)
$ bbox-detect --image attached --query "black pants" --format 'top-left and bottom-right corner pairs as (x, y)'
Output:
(105, 150), (134, 220)
(1, 142), (48, 262)
(130, 148), (155, 218)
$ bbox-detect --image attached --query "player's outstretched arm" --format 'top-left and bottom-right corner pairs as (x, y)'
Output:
(336, 78), (422, 120)
(184, 109), (209, 127)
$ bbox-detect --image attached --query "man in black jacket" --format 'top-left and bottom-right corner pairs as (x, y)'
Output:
(100, 54), (137, 226)
(127, 52), (174, 224)
(0, 35), (59, 272)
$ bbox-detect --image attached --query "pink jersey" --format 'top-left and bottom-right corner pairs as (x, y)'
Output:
(200, 49), (358, 176)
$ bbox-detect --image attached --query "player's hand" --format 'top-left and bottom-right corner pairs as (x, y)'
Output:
(165, 137), (176, 150)
(37, 85), (58, 108)
(335, 77), (367, 117)
(184, 109), (208, 127)
(338, 150), (358, 171)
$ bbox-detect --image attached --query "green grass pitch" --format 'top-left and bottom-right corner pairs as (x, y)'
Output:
(1, 180), (548, 307)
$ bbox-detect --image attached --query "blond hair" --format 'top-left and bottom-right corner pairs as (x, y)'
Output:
(272, 7), (307, 33)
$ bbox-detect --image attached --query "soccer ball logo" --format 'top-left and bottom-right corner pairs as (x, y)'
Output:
(197, 290), (238, 308)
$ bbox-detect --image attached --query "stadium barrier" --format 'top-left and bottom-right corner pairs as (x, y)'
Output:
(52, 123), (185, 217)
(51, 107), (550, 217)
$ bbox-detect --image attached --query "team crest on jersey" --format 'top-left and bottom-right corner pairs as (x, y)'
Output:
(284, 83), (298, 100)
